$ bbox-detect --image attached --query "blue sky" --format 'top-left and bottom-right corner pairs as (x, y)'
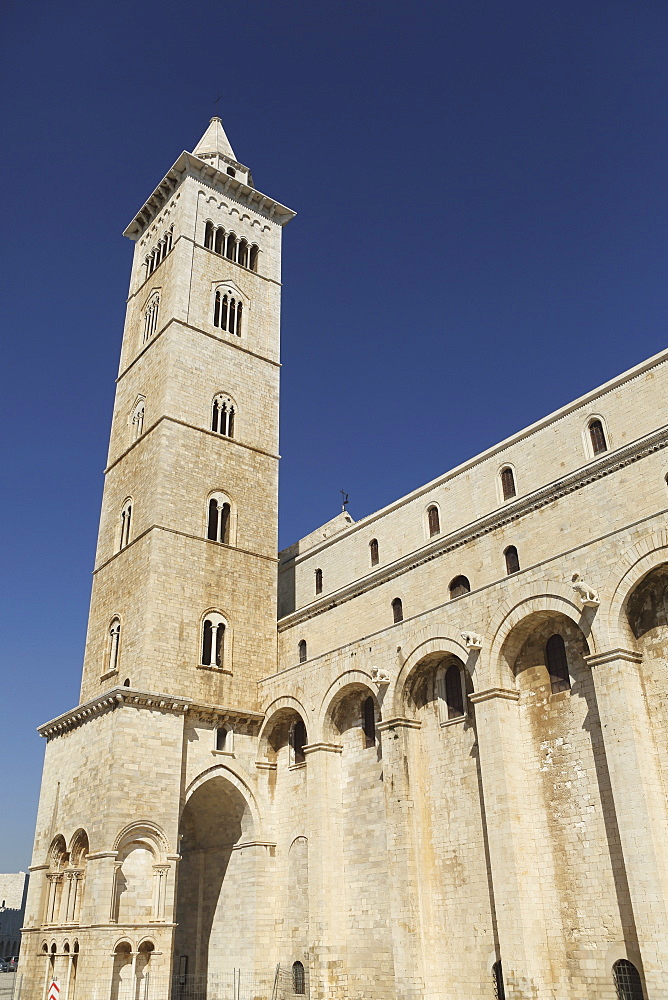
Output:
(2, 0), (668, 870)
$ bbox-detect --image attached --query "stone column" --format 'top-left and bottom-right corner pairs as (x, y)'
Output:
(586, 648), (668, 999)
(377, 717), (425, 1000)
(303, 742), (347, 999)
(469, 688), (552, 1000)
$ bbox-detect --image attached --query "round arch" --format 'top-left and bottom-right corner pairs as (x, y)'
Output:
(485, 584), (602, 689)
(392, 627), (472, 717)
(112, 821), (169, 862)
(257, 695), (309, 759)
(317, 670), (378, 740)
(601, 532), (668, 649)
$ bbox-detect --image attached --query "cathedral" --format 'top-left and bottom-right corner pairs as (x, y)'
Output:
(21, 117), (668, 1000)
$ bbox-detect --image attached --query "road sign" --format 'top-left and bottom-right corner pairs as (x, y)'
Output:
(48, 981), (60, 1000)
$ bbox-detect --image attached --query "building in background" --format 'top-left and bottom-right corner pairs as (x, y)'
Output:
(0, 872), (28, 960)
(19, 116), (668, 1000)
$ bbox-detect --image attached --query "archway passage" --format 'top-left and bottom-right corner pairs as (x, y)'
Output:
(174, 776), (255, 984)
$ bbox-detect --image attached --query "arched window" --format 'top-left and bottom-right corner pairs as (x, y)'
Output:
(132, 399), (145, 440)
(292, 961), (305, 995)
(492, 960), (505, 1000)
(290, 719), (307, 765)
(445, 664), (464, 718)
(298, 639), (307, 663)
(500, 467), (516, 501)
(249, 244), (259, 272)
(216, 726), (233, 752)
(238, 238), (249, 268)
(206, 493), (232, 544)
(204, 221), (214, 249)
(214, 227), (225, 255)
(119, 499), (132, 550)
(201, 613), (226, 668)
(369, 538), (379, 566)
(226, 233), (237, 261)
(612, 960), (644, 1000)
(213, 289), (243, 336)
(363, 695), (376, 748)
(392, 598), (403, 623)
(315, 568), (323, 595)
(211, 394), (235, 437)
(504, 545), (520, 575)
(449, 575), (470, 599)
(427, 504), (440, 537)
(108, 618), (121, 674)
(143, 293), (160, 343)
(546, 634), (570, 693)
(589, 419), (607, 455)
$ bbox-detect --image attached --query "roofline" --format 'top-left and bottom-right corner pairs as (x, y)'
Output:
(279, 345), (668, 562)
(123, 150), (296, 240)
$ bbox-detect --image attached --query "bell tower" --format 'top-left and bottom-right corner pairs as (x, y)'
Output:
(21, 118), (295, 997)
(79, 116), (294, 708)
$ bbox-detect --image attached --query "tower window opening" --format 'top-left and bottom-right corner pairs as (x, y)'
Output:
(392, 597), (403, 623)
(212, 395), (235, 437)
(546, 633), (571, 693)
(238, 238), (248, 268)
(612, 959), (644, 1000)
(298, 639), (307, 663)
(201, 615), (225, 668)
(207, 496), (231, 544)
(132, 401), (145, 440)
(504, 545), (520, 575)
(226, 167), (236, 177)
(249, 244), (259, 272)
(369, 538), (379, 566)
(363, 695), (376, 748)
(315, 568), (323, 595)
(589, 419), (608, 455)
(143, 294), (160, 343)
(500, 467), (516, 501)
(119, 499), (132, 550)
(213, 291), (242, 336)
(290, 719), (307, 765)
(204, 221), (214, 250)
(214, 227), (225, 255)
(143, 226), (173, 277)
(108, 617), (121, 674)
(427, 504), (440, 537)
(226, 233), (237, 261)
(449, 575), (470, 599)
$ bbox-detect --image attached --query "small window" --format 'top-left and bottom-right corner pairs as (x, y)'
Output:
(315, 568), (323, 595)
(226, 167), (236, 177)
(445, 664), (464, 718)
(500, 467), (516, 501)
(613, 960), (644, 1000)
(427, 505), (440, 537)
(546, 634), (570, 693)
(292, 961), (305, 995)
(504, 545), (520, 575)
(207, 494), (231, 544)
(201, 614), (225, 668)
(119, 499), (132, 550)
(492, 961), (505, 1000)
(369, 538), (379, 566)
(589, 419), (607, 455)
(298, 639), (307, 663)
(449, 575), (470, 599)
(216, 727), (229, 751)
(291, 720), (307, 765)
(363, 696), (376, 748)
(211, 395), (235, 437)
(392, 598), (403, 623)
(108, 618), (121, 674)
(249, 245), (259, 272)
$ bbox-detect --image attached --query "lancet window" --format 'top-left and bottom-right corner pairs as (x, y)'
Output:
(107, 618), (121, 675)
(315, 568), (323, 595)
(589, 419), (608, 455)
(213, 288), (243, 336)
(369, 538), (379, 566)
(392, 597), (404, 623)
(427, 504), (440, 536)
(119, 499), (132, 550)
(500, 467), (516, 501)
(211, 395), (236, 437)
(298, 639), (307, 663)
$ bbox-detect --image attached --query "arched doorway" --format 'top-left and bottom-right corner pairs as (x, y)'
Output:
(174, 775), (256, 984)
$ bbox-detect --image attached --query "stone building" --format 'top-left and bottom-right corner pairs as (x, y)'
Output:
(0, 872), (28, 960)
(21, 116), (668, 1000)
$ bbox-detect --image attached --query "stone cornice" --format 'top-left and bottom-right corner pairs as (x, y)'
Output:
(39, 688), (264, 740)
(377, 717), (422, 731)
(303, 742), (343, 754)
(469, 687), (520, 704)
(123, 151), (295, 240)
(278, 424), (668, 631)
(104, 414), (279, 476)
(585, 647), (643, 667)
